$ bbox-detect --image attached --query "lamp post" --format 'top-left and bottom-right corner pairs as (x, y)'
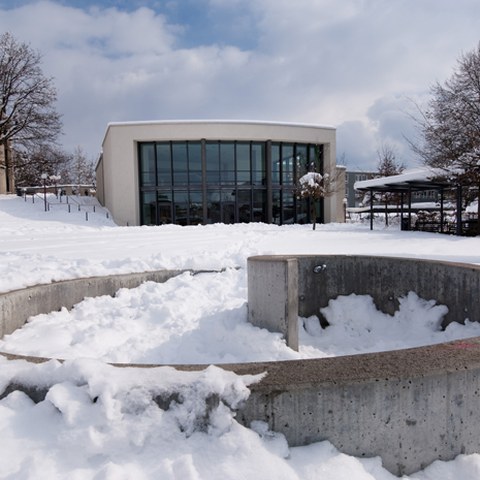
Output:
(40, 173), (48, 212)
(50, 174), (61, 199)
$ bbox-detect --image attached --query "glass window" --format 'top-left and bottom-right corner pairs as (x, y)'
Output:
(296, 195), (309, 224)
(221, 170), (236, 184)
(188, 142), (202, 185)
(156, 143), (171, 186)
(139, 143), (155, 186)
(221, 188), (236, 224)
(252, 170), (265, 185)
(237, 171), (250, 184)
(157, 191), (172, 224)
(207, 189), (221, 224)
(172, 143), (188, 185)
(282, 144), (294, 185)
(296, 144), (308, 179)
(206, 141), (220, 170)
(206, 142), (220, 184)
(272, 190), (281, 224)
(188, 142), (202, 171)
(237, 189), (251, 223)
(251, 143), (265, 171)
(315, 144), (323, 173)
(271, 144), (281, 185)
(173, 190), (189, 225)
(282, 190), (295, 224)
(189, 190), (203, 225)
(252, 142), (265, 186)
(236, 143), (250, 171)
(220, 142), (235, 170)
(141, 191), (156, 224)
(253, 189), (266, 223)
(309, 144), (320, 172)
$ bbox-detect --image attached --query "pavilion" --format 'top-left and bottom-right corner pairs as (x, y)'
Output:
(354, 167), (477, 236)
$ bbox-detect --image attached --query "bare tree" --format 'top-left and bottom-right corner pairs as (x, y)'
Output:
(412, 42), (480, 225)
(376, 144), (404, 226)
(70, 146), (96, 186)
(14, 144), (71, 187)
(0, 32), (62, 192)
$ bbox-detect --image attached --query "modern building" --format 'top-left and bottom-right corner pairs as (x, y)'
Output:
(97, 120), (345, 226)
(345, 170), (376, 207)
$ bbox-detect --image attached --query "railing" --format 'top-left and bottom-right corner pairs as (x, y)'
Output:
(413, 219), (478, 236)
(24, 192), (110, 221)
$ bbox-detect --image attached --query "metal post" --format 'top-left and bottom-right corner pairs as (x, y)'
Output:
(456, 185), (463, 236)
(440, 188), (444, 233)
(41, 173), (48, 212)
(369, 188), (374, 230)
(400, 192), (404, 229)
(408, 187), (412, 227)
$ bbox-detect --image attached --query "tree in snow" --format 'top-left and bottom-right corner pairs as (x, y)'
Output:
(0, 32), (62, 193)
(297, 167), (332, 230)
(15, 145), (95, 190)
(376, 144), (404, 226)
(14, 144), (70, 187)
(412, 41), (480, 228)
(69, 146), (96, 186)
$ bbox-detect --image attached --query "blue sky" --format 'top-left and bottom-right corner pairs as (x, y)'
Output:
(1, 0), (480, 170)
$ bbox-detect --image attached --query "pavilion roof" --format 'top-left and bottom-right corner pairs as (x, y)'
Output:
(354, 167), (449, 192)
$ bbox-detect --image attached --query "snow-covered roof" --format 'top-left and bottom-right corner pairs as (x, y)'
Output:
(105, 119), (336, 130)
(354, 167), (448, 191)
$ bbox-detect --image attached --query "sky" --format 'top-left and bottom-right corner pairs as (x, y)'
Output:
(1, 0), (480, 170)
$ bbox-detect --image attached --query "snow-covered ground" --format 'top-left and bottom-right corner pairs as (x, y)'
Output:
(1, 194), (480, 479)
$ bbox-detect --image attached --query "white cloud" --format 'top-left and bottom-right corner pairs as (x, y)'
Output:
(1, 0), (479, 168)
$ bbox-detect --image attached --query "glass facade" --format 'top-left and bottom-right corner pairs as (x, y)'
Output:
(138, 140), (323, 226)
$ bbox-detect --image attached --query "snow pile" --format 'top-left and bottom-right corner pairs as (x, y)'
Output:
(0, 358), (274, 479)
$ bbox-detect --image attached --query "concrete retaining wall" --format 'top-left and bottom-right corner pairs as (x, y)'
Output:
(248, 255), (480, 348)
(2, 258), (480, 475)
(0, 270), (186, 338)
(233, 340), (480, 476)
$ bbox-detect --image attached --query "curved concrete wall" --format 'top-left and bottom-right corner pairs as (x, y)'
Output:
(0, 270), (186, 338)
(2, 257), (480, 476)
(248, 255), (480, 350)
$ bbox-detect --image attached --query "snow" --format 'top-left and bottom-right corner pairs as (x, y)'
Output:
(299, 171), (324, 186)
(1, 194), (480, 479)
(354, 166), (446, 190)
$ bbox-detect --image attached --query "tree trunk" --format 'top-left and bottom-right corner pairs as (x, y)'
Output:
(311, 199), (316, 230)
(477, 184), (480, 236)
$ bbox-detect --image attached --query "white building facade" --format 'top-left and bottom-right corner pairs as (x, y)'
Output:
(97, 120), (344, 226)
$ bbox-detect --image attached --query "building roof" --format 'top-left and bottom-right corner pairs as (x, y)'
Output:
(354, 167), (449, 192)
(105, 119), (336, 130)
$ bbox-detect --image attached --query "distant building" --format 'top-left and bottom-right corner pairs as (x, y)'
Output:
(97, 120), (346, 226)
(345, 171), (376, 207)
